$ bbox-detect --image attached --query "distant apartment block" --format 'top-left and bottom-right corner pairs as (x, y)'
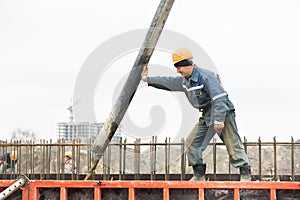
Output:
(57, 122), (122, 143)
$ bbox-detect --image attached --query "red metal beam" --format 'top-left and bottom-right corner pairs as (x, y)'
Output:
(94, 188), (101, 199)
(0, 180), (299, 200)
(1, 180), (300, 190)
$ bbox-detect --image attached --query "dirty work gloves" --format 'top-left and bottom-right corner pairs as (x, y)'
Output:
(141, 66), (148, 82)
(214, 120), (224, 133)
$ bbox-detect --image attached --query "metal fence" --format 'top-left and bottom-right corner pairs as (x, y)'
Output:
(0, 137), (299, 181)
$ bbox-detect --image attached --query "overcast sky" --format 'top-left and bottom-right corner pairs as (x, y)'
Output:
(0, 0), (300, 142)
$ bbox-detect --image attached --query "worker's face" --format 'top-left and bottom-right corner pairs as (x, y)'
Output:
(176, 65), (193, 78)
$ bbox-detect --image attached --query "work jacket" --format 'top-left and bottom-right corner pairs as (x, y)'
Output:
(147, 65), (234, 126)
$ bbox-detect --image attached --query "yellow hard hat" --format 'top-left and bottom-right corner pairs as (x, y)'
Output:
(65, 151), (72, 158)
(172, 48), (193, 64)
(11, 151), (18, 161)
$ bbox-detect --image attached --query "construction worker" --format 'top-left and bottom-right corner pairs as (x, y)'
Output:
(64, 151), (73, 173)
(0, 151), (18, 173)
(141, 48), (251, 181)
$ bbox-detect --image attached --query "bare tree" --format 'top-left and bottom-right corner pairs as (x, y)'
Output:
(10, 127), (39, 142)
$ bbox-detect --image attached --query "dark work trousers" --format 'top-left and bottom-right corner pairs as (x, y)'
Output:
(186, 111), (250, 168)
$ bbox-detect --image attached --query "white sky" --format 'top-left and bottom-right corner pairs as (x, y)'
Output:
(0, 0), (300, 142)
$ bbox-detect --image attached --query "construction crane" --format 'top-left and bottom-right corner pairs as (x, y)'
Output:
(67, 98), (80, 140)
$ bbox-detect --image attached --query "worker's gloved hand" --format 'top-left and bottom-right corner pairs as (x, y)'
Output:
(141, 66), (148, 82)
(214, 120), (224, 133)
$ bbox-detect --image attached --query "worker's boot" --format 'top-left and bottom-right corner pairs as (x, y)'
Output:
(240, 164), (251, 181)
(189, 164), (206, 181)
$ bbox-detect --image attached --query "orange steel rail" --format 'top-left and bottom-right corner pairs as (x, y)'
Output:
(0, 180), (299, 200)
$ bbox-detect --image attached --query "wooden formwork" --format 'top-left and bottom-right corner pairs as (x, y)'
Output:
(0, 180), (300, 200)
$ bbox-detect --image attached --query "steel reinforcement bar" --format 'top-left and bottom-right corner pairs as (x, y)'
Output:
(1, 137), (299, 182)
(0, 180), (299, 200)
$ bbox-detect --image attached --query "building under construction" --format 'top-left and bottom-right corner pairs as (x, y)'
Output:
(57, 122), (122, 143)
